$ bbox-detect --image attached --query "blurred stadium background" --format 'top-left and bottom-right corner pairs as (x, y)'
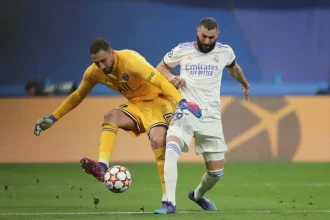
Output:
(0, 0), (329, 219)
(1, 0), (330, 96)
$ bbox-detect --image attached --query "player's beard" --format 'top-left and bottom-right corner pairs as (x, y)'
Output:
(102, 62), (114, 74)
(103, 67), (112, 74)
(196, 36), (216, 53)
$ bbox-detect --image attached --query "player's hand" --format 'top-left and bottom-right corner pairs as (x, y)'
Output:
(34, 115), (57, 136)
(178, 99), (202, 118)
(240, 83), (250, 101)
(169, 75), (186, 88)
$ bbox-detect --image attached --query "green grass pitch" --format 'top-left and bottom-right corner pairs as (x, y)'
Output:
(0, 162), (329, 220)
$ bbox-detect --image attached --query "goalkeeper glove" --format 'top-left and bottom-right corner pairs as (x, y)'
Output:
(34, 115), (57, 136)
(178, 99), (202, 118)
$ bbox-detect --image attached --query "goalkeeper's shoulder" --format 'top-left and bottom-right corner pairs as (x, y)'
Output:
(83, 63), (100, 80)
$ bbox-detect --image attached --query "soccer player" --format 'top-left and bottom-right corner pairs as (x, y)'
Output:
(33, 38), (202, 205)
(153, 17), (250, 214)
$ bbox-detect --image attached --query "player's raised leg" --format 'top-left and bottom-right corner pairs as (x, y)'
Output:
(80, 109), (136, 182)
(188, 152), (224, 211)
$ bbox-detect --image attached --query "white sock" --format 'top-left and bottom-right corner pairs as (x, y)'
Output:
(164, 141), (181, 206)
(194, 169), (223, 200)
(162, 194), (168, 201)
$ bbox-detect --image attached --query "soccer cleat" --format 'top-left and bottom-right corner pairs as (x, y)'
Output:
(161, 201), (167, 209)
(154, 201), (177, 214)
(80, 157), (106, 182)
(188, 191), (218, 211)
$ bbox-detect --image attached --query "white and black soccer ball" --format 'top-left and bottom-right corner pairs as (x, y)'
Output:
(104, 165), (132, 193)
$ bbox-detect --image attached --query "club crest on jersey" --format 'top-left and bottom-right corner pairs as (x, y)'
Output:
(213, 55), (219, 63)
(122, 73), (129, 81)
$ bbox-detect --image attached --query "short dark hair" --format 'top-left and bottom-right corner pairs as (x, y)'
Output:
(199, 17), (218, 30)
(90, 38), (111, 54)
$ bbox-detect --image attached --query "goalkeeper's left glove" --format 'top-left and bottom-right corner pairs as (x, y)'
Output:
(34, 115), (57, 136)
(178, 99), (202, 118)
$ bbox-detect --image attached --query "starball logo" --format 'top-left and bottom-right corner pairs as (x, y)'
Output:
(185, 64), (218, 76)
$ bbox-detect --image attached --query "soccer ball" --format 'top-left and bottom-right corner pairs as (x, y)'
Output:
(104, 165), (132, 193)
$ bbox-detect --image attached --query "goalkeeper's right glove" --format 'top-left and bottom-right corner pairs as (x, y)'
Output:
(34, 115), (57, 136)
(178, 99), (202, 118)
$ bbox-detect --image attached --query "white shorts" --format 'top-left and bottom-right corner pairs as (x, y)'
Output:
(167, 107), (227, 155)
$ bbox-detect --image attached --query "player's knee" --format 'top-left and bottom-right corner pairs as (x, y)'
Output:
(207, 169), (224, 179)
(103, 110), (119, 125)
(149, 126), (167, 150)
(150, 134), (166, 150)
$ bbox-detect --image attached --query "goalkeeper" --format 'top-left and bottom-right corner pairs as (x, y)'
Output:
(34, 38), (202, 206)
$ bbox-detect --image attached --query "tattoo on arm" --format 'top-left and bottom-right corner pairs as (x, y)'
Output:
(228, 65), (249, 87)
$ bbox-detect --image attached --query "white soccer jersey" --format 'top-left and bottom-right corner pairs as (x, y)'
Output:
(163, 41), (235, 110)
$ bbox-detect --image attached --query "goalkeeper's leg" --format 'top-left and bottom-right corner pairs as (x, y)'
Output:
(149, 126), (168, 203)
(80, 109), (137, 182)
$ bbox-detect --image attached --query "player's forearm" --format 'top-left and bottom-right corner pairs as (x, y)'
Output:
(52, 91), (86, 119)
(151, 72), (183, 103)
(229, 65), (249, 88)
(158, 80), (184, 103)
(138, 61), (183, 102)
(156, 64), (175, 80)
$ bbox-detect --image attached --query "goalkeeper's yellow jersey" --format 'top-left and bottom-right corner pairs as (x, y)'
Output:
(52, 50), (183, 119)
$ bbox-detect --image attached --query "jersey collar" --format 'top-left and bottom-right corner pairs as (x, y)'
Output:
(194, 41), (200, 52)
(194, 41), (216, 53)
(110, 51), (119, 74)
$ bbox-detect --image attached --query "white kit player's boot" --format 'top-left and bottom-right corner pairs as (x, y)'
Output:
(188, 191), (218, 211)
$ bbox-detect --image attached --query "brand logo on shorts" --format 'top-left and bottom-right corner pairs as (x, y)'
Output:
(122, 73), (129, 81)
(172, 112), (183, 120)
